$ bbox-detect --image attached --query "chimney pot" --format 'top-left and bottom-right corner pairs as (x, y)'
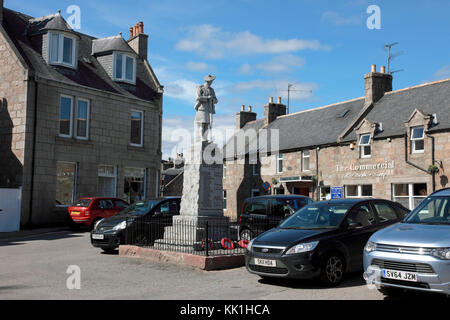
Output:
(248, 106), (252, 112)
(277, 97), (282, 104)
(371, 64), (377, 73)
(129, 27), (134, 39)
(241, 105), (245, 111)
(269, 97), (273, 103)
(380, 66), (386, 74)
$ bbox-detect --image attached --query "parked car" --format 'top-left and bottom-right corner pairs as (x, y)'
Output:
(91, 197), (181, 253)
(364, 188), (450, 297)
(245, 198), (409, 286)
(68, 197), (129, 229)
(239, 195), (313, 240)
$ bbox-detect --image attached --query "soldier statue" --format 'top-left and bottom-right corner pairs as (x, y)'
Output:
(194, 75), (218, 142)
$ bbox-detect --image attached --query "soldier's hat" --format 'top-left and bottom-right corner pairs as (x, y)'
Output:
(204, 74), (216, 82)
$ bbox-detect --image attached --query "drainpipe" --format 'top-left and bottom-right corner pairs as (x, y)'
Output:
(26, 76), (38, 229)
(404, 134), (435, 192)
(315, 147), (320, 201)
(426, 133), (436, 192)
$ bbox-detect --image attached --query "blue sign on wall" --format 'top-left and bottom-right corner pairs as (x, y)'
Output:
(331, 186), (344, 199)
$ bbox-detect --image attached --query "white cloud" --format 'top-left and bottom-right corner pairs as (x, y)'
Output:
(239, 55), (305, 75)
(185, 61), (215, 72)
(176, 25), (331, 59)
(163, 79), (199, 104)
(230, 80), (317, 101)
(321, 11), (363, 25)
(431, 65), (450, 80)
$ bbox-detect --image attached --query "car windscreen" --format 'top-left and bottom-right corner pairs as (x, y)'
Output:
(118, 201), (159, 216)
(404, 196), (450, 225)
(279, 203), (352, 229)
(72, 199), (92, 207)
(281, 198), (311, 211)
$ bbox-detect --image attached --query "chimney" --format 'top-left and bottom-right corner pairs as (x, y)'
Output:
(128, 21), (149, 60)
(236, 105), (257, 130)
(264, 96), (286, 126)
(364, 64), (393, 104)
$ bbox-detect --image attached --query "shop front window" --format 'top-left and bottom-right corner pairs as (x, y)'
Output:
(345, 184), (372, 198)
(320, 186), (331, 201)
(124, 167), (146, 203)
(393, 183), (428, 210)
(98, 165), (117, 197)
(56, 162), (77, 205)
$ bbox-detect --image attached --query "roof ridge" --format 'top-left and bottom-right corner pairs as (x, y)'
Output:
(277, 96), (365, 119)
(28, 13), (59, 23)
(93, 34), (123, 41)
(384, 78), (450, 96)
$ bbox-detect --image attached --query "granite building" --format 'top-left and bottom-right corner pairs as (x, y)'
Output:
(0, 2), (163, 227)
(223, 65), (450, 220)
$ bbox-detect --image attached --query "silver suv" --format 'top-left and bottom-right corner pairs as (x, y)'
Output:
(364, 188), (450, 297)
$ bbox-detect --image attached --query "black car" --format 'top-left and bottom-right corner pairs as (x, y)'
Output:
(245, 198), (410, 286)
(239, 195), (313, 240)
(91, 197), (181, 253)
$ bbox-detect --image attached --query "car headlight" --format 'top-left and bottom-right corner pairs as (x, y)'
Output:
(285, 241), (319, 255)
(365, 241), (377, 253)
(113, 221), (127, 231)
(246, 239), (254, 252)
(94, 219), (103, 230)
(431, 248), (450, 260)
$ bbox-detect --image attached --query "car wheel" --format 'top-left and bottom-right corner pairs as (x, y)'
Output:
(319, 253), (345, 286)
(377, 286), (404, 297)
(239, 229), (253, 241)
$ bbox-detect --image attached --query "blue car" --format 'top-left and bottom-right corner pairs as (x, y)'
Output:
(364, 188), (450, 297)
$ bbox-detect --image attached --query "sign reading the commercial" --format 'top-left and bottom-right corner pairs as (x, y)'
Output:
(336, 160), (395, 180)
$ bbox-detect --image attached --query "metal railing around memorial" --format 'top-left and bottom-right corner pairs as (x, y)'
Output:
(124, 216), (277, 257)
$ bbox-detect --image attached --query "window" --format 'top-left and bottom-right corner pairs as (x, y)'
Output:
(359, 134), (371, 158)
(302, 150), (310, 171)
(223, 163), (227, 178)
(98, 165), (117, 197)
(345, 185), (372, 198)
(48, 32), (77, 68)
(373, 203), (399, 222)
(252, 164), (259, 176)
(56, 162), (77, 205)
(59, 96), (73, 137)
(114, 52), (136, 83)
(347, 204), (376, 227)
(277, 153), (283, 173)
(393, 183), (428, 210)
(76, 99), (89, 139)
(124, 167), (146, 204)
(248, 198), (267, 215)
(320, 186), (331, 201)
(251, 189), (261, 198)
(411, 127), (425, 153)
(130, 111), (144, 147)
(223, 190), (227, 209)
(59, 96), (90, 139)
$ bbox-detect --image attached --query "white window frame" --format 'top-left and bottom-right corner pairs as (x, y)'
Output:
(48, 32), (77, 68)
(223, 163), (227, 179)
(124, 167), (147, 202)
(359, 134), (372, 158)
(302, 150), (311, 172)
(98, 165), (118, 197)
(411, 126), (425, 154)
(59, 95), (74, 138)
(113, 52), (137, 84)
(392, 183), (428, 210)
(345, 184), (373, 198)
(277, 153), (283, 173)
(130, 110), (144, 147)
(75, 98), (90, 140)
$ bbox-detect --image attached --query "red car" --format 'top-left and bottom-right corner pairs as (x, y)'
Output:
(68, 197), (129, 229)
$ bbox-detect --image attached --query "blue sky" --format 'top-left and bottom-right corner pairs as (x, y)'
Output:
(6, 0), (450, 158)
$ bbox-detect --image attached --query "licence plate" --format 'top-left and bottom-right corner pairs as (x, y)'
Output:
(254, 258), (277, 267)
(382, 269), (418, 282)
(92, 234), (104, 240)
(71, 211), (80, 216)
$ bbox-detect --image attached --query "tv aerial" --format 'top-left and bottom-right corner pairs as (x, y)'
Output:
(384, 42), (404, 75)
(279, 83), (313, 114)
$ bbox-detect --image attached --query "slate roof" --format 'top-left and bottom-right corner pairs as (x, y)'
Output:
(92, 35), (135, 56)
(2, 8), (160, 102)
(223, 78), (450, 159)
(28, 13), (73, 35)
(343, 79), (450, 141)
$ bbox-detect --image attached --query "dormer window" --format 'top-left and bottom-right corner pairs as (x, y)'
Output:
(359, 134), (371, 158)
(48, 32), (77, 68)
(411, 127), (425, 153)
(113, 52), (136, 84)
